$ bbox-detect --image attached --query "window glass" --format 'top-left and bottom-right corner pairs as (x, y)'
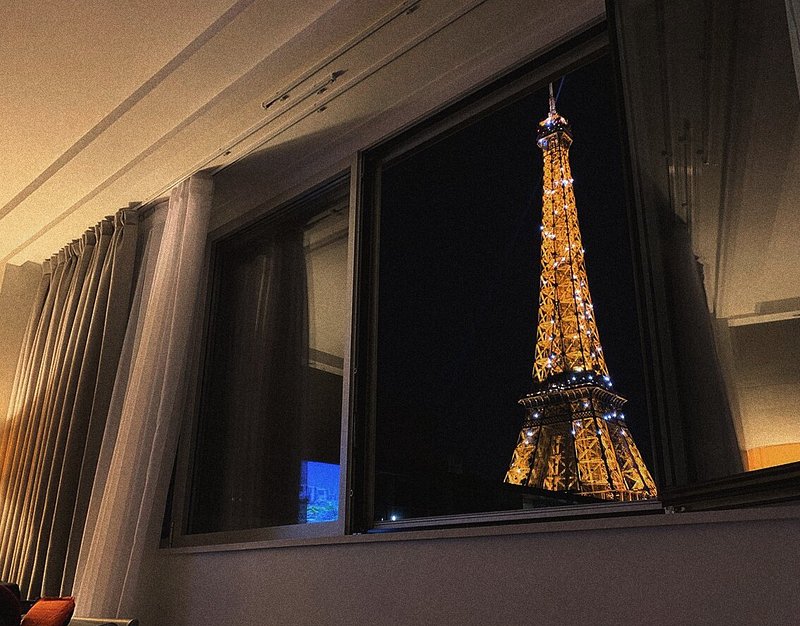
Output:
(696, 0), (800, 475)
(187, 197), (348, 534)
(372, 54), (656, 522)
(615, 0), (800, 486)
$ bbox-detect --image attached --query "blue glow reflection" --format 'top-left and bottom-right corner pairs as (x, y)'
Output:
(301, 461), (339, 523)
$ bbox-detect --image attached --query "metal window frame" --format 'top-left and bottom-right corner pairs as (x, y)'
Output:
(163, 8), (800, 550)
(168, 172), (354, 548)
(346, 23), (668, 535)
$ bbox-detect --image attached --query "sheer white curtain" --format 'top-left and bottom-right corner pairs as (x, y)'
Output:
(73, 175), (213, 617)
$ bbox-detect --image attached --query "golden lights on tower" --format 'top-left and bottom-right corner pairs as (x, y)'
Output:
(504, 83), (657, 501)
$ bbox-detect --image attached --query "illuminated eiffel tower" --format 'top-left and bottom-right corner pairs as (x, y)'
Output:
(504, 84), (657, 501)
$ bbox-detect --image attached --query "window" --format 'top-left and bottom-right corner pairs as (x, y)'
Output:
(352, 33), (663, 530)
(173, 181), (350, 542)
(168, 9), (800, 547)
(611, 0), (800, 506)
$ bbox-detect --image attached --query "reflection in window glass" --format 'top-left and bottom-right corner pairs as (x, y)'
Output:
(302, 461), (340, 523)
(704, 0), (800, 473)
(187, 198), (348, 534)
(374, 55), (652, 521)
(620, 0), (800, 482)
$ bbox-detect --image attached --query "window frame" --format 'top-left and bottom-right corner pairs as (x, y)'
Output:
(351, 10), (800, 533)
(165, 11), (800, 550)
(167, 173), (355, 548)
(347, 23), (670, 534)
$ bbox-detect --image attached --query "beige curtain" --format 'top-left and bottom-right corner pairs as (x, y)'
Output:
(59, 202), (167, 597)
(0, 210), (139, 599)
(0, 262), (43, 422)
(74, 175), (213, 618)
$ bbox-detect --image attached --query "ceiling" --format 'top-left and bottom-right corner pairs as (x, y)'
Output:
(0, 0), (604, 266)
(0, 0), (336, 263)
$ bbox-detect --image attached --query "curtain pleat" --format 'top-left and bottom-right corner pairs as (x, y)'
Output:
(60, 206), (165, 597)
(0, 265), (53, 573)
(41, 210), (139, 596)
(46, 209), (141, 596)
(18, 230), (105, 593)
(0, 267), (50, 498)
(73, 175), (213, 618)
(0, 210), (139, 598)
(0, 250), (75, 582)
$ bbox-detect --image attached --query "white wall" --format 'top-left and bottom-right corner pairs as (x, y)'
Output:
(137, 511), (799, 625)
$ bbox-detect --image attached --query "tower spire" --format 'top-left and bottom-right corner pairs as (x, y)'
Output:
(503, 90), (657, 502)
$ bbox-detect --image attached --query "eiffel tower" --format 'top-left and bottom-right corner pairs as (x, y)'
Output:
(504, 84), (657, 501)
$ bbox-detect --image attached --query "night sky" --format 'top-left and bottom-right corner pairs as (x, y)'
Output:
(375, 55), (652, 519)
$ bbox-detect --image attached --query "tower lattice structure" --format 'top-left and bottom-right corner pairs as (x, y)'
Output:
(504, 85), (657, 501)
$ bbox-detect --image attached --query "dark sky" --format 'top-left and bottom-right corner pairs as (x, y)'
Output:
(375, 54), (652, 519)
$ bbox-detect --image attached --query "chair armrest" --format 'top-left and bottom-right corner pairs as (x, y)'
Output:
(69, 618), (139, 626)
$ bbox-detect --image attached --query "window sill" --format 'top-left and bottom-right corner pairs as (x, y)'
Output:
(162, 500), (800, 555)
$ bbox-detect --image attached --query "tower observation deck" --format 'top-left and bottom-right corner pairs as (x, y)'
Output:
(504, 85), (657, 501)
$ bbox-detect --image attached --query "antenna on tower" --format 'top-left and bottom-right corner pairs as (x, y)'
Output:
(548, 82), (556, 116)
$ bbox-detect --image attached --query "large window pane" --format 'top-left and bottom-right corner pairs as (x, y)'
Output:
(707, 0), (800, 474)
(187, 194), (348, 534)
(372, 54), (655, 522)
(615, 0), (800, 488)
